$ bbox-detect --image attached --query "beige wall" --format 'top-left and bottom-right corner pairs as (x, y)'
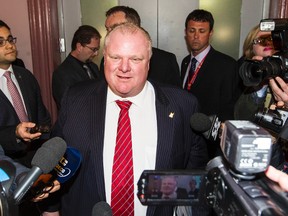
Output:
(80, 0), (118, 66)
(2, 0), (33, 71)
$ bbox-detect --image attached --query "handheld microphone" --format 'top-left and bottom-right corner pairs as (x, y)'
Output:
(92, 201), (112, 216)
(13, 137), (67, 204)
(190, 113), (221, 140)
(26, 146), (82, 199)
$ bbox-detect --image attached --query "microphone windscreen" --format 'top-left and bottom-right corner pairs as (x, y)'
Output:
(31, 137), (67, 173)
(190, 113), (212, 132)
(92, 201), (112, 216)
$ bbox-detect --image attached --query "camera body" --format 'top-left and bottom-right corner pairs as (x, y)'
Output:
(254, 107), (288, 135)
(240, 18), (288, 86)
(137, 121), (288, 215)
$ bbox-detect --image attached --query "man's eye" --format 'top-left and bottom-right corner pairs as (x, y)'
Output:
(132, 58), (141, 63)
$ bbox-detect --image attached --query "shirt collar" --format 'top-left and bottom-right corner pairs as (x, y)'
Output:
(107, 81), (151, 107)
(191, 45), (211, 63)
(0, 65), (13, 77)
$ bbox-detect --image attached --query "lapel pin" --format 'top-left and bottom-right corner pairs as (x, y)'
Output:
(169, 112), (175, 118)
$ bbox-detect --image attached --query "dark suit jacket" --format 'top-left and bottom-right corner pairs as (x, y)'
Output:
(52, 54), (104, 109)
(52, 79), (209, 216)
(100, 47), (182, 87)
(0, 65), (51, 166)
(181, 47), (238, 121)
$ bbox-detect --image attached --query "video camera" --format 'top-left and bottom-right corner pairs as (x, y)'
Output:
(239, 18), (288, 87)
(137, 121), (288, 215)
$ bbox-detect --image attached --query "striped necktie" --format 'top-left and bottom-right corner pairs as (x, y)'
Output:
(111, 100), (134, 216)
(185, 57), (197, 89)
(3, 71), (28, 122)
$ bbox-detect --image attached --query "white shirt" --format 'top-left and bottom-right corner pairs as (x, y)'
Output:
(103, 81), (157, 216)
(182, 45), (211, 88)
(0, 66), (27, 112)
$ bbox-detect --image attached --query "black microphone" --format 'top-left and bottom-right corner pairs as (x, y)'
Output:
(190, 113), (221, 141)
(13, 137), (67, 204)
(92, 201), (112, 216)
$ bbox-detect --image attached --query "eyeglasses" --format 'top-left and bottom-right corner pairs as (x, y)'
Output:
(85, 45), (99, 53)
(0, 36), (17, 47)
(252, 35), (273, 46)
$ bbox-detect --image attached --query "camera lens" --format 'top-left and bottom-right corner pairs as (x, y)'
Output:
(239, 57), (283, 87)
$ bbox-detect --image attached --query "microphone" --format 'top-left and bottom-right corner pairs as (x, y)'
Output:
(26, 146), (82, 199)
(190, 113), (221, 141)
(92, 201), (112, 216)
(13, 137), (67, 204)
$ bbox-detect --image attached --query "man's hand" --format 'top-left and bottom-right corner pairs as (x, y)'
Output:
(32, 180), (60, 202)
(15, 122), (41, 142)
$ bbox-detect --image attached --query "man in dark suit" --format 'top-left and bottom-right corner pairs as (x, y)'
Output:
(52, 25), (104, 109)
(52, 23), (209, 216)
(0, 20), (51, 216)
(0, 20), (51, 167)
(102, 5), (182, 87)
(181, 10), (239, 159)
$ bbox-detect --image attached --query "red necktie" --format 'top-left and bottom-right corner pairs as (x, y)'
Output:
(3, 71), (28, 122)
(111, 100), (134, 216)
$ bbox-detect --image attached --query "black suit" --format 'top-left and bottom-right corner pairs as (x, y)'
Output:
(52, 54), (104, 109)
(0, 65), (51, 166)
(52, 79), (209, 216)
(181, 47), (238, 121)
(181, 47), (238, 159)
(100, 47), (182, 87)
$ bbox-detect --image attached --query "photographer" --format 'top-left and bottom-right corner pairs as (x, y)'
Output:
(234, 23), (288, 171)
(235, 24), (276, 121)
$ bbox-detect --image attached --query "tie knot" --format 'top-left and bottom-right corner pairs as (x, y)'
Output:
(191, 58), (197, 65)
(3, 70), (12, 79)
(116, 100), (132, 110)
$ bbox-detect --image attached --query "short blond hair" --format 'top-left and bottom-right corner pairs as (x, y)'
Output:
(104, 22), (152, 59)
(242, 25), (261, 59)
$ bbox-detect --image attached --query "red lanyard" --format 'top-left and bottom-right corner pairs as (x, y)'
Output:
(187, 55), (207, 90)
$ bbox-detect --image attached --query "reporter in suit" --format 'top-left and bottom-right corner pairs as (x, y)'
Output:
(52, 23), (209, 216)
(181, 10), (239, 159)
(0, 20), (51, 167)
(102, 6), (182, 87)
(52, 25), (104, 110)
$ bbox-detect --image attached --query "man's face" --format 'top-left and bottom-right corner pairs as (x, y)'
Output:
(160, 177), (177, 195)
(103, 27), (150, 98)
(77, 37), (100, 63)
(105, 11), (127, 32)
(185, 20), (213, 56)
(0, 27), (17, 69)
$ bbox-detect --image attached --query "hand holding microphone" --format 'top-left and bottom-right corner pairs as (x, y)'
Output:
(23, 146), (82, 201)
(13, 137), (67, 204)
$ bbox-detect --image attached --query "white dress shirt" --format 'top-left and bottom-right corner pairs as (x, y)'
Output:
(104, 81), (157, 216)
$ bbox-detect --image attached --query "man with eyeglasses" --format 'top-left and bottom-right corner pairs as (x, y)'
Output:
(0, 20), (52, 215)
(52, 25), (104, 110)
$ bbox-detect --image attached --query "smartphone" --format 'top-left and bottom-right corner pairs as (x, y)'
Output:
(30, 123), (51, 134)
(137, 170), (207, 206)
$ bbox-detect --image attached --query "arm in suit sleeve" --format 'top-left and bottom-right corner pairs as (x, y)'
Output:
(0, 126), (27, 154)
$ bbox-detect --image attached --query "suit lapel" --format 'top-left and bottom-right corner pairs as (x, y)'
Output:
(152, 84), (175, 169)
(89, 81), (108, 200)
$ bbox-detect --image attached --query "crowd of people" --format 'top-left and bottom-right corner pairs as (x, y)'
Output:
(1, 5), (288, 216)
